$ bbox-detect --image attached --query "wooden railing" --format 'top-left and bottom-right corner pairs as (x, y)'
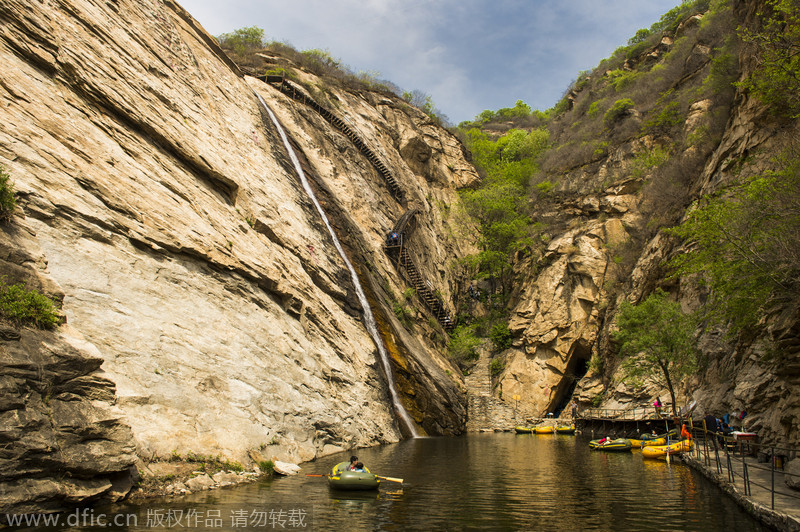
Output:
(580, 406), (668, 421)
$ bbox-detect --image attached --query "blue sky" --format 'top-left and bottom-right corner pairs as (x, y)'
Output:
(178, 0), (684, 124)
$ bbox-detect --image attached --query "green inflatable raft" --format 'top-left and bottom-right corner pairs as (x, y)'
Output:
(589, 438), (633, 452)
(328, 462), (380, 491)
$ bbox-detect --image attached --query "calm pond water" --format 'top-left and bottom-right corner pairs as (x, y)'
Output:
(67, 433), (766, 531)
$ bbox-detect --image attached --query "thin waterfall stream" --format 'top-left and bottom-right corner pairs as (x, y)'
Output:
(256, 93), (419, 438)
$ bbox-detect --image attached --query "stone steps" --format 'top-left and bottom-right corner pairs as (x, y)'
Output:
(465, 351), (527, 432)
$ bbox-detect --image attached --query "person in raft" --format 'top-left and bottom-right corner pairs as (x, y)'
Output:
(354, 462), (366, 472)
(348, 456), (359, 470)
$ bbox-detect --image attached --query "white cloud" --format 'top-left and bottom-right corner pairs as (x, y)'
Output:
(177, 0), (685, 122)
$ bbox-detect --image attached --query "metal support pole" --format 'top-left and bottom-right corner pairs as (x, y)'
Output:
(771, 446), (775, 510)
(742, 445), (750, 496)
(725, 445), (732, 483)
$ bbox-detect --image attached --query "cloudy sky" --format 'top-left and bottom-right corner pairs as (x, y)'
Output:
(178, 0), (683, 124)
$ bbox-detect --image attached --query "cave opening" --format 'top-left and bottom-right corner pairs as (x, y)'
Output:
(550, 342), (592, 417)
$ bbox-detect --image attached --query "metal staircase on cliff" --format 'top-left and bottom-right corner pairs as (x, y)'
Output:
(261, 75), (405, 202)
(384, 209), (454, 331)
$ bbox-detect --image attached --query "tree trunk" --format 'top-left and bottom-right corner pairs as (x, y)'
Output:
(660, 361), (678, 417)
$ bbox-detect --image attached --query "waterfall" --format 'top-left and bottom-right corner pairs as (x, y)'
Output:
(256, 93), (419, 438)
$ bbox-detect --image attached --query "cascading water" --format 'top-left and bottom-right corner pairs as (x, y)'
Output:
(256, 93), (419, 438)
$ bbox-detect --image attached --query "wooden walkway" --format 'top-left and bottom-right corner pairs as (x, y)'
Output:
(579, 409), (800, 531)
(682, 436), (800, 531)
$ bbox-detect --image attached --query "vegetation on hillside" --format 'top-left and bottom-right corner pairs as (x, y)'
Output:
(457, 126), (549, 294)
(452, 0), (732, 353)
(737, 0), (800, 118)
(668, 148), (800, 336)
(453, 0), (800, 382)
(215, 27), (448, 124)
(659, 0), (800, 341)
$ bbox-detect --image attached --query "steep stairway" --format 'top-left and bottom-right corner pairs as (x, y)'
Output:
(261, 75), (404, 202)
(384, 209), (454, 331)
(395, 247), (452, 330)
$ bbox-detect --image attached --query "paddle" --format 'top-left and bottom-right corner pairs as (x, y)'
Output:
(306, 473), (403, 483)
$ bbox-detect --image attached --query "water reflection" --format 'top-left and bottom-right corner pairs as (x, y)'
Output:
(65, 433), (766, 531)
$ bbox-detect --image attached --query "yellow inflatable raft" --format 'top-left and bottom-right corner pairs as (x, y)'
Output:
(641, 439), (695, 460)
(640, 437), (668, 447)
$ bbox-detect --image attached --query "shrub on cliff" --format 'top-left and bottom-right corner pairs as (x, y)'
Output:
(604, 98), (635, 127)
(217, 26), (265, 55)
(0, 165), (17, 222)
(448, 324), (481, 369)
(489, 322), (513, 351)
(489, 357), (505, 378)
(0, 279), (60, 329)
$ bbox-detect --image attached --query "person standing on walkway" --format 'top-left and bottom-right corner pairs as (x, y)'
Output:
(654, 397), (663, 418)
(571, 400), (579, 420)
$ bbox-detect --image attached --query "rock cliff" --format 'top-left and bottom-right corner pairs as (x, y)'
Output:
(492, 0), (800, 446)
(0, 0), (475, 512)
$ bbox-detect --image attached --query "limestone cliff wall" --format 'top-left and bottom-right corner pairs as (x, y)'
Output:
(0, 0), (475, 511)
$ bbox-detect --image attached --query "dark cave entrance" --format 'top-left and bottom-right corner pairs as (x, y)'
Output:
(550, 341), (592, 417)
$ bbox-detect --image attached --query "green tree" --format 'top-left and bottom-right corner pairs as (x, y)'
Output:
(300, 48), (341, 71)
(489, 357), (505, 377)
(604, 98), (635, 126)
(668, 154), (800, 333)
(457, 126), (549, 296)
(489, 322), (513, 351)
(612, 290), (698, 416)
(459, 179), (530, 293)
(217, 26), (265, 55)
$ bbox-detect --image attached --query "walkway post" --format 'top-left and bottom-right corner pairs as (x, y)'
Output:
(771, 446), (775, 510)
(740, 445), (750, 496)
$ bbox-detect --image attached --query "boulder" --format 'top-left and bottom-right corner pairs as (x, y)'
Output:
(273, 461), (301, 476)
(184, 474), (214, 492)
(212, 471), (241, 486)
(786, 458), (800, 491)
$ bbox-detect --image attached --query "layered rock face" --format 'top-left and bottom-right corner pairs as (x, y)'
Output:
(0, 0), (475, 510)
(0, 221), (137, 513)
